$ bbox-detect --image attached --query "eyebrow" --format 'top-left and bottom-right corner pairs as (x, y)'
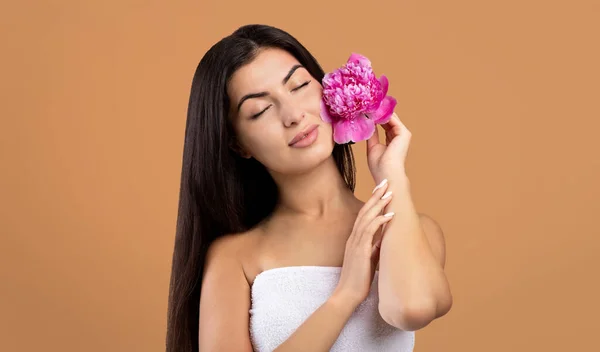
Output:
(236, 64), (304, 112)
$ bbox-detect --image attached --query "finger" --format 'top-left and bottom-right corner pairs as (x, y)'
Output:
(371, 239), (381, 259)
(371, 232), (383, 255)
(396, 115), (412, 139)
(372, 222), (387, 250)
(372, 178), (389, 194)
(349, 187), (386, 245)
(360, 213), (395, 248)
(356, 179), (390, 222)
(370, 242), (381, 276)
(366, 125), (381, 153)
(355, 192), (393, 244)
(380, 112), (401, 133)
(357, 189), (393, 236)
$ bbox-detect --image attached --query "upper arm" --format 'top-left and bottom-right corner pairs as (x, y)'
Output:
(198, 235), (253, 352)
(419, 214), (446, 268)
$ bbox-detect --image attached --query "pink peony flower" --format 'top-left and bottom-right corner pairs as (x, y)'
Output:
(320, 53), (397, 144)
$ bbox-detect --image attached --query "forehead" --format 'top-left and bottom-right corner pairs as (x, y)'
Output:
(228, 48), (302, 97)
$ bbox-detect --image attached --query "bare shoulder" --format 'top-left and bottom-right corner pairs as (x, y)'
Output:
(205, 229), (262, 283)
(418, 213), (447, 268)
(205, 232), (251, 265)
(199, 231), (258, 352)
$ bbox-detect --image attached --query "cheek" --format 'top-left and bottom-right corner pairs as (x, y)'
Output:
(245, 125), (282, 155)
(306, 86), (324, 114)
(321, 122), (335, 146)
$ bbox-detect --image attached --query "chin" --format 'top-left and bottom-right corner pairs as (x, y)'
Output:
(265, 142), (330, 175)
(291, 143), (334, 173)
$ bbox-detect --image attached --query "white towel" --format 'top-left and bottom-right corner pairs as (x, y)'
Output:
(249, 266), (415, 351)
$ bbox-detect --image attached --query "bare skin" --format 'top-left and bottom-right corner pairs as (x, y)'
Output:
(241, 198), (364, 282)
(199, 188), (393, 352)
(197, 47), (446, 351)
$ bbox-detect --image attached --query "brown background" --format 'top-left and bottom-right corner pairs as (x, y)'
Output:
(2, 0), (599, 351)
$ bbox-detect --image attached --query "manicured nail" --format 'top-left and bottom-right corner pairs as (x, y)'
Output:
(384, 212), (395, 217)
(372, 179), (388, 193)
(381, 191), (392, 199)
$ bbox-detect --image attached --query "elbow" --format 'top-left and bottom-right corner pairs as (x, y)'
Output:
(379, 301), (436, 331)
(379, 295), (453, 331)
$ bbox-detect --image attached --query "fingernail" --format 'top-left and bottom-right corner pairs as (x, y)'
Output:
(381, 191), (392, 199)
(384, 212), (395, 217)
(372, 179), (388, 193)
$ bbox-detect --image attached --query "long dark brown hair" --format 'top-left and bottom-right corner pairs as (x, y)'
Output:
(166, 24), (356, 352)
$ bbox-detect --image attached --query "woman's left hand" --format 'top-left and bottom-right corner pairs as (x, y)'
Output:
(366, 112), (412, 184)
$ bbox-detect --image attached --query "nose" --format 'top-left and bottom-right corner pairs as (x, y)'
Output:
(281, 103), (306, 128)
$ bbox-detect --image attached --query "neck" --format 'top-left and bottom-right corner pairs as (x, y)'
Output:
(270, 156), (358, 221)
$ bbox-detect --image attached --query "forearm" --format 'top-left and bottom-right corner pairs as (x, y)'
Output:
(377, 176), (452, 329)
(274, 293), (355, 352)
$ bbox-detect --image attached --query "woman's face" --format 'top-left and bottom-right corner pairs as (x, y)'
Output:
(227, 48), (335, 175)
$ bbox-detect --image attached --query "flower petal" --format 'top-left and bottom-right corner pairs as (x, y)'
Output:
(333, 116), (375, 144)
(379, 75), (389, 96)
(320, 99), (333, 123)
(322, 72), (332, 87)
(347, 53), (371, 67)
(371, 96), (397, 124)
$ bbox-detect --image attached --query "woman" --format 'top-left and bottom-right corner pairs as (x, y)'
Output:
(166, 24), (452, 352)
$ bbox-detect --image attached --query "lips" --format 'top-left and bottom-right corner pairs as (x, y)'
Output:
(288, 124), (319, 146)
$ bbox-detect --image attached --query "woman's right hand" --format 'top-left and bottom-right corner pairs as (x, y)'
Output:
(332, 179), (395, 308)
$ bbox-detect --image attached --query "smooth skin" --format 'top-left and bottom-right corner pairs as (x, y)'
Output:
(197, 48), (448, 351)
(199, 182), (394, 351)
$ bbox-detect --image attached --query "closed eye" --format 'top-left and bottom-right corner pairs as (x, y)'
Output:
(252, 80), (312, 119)
(292, 80), (311, 92)
(250, 80), (311, 119)
(251, 104), (272, 119)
